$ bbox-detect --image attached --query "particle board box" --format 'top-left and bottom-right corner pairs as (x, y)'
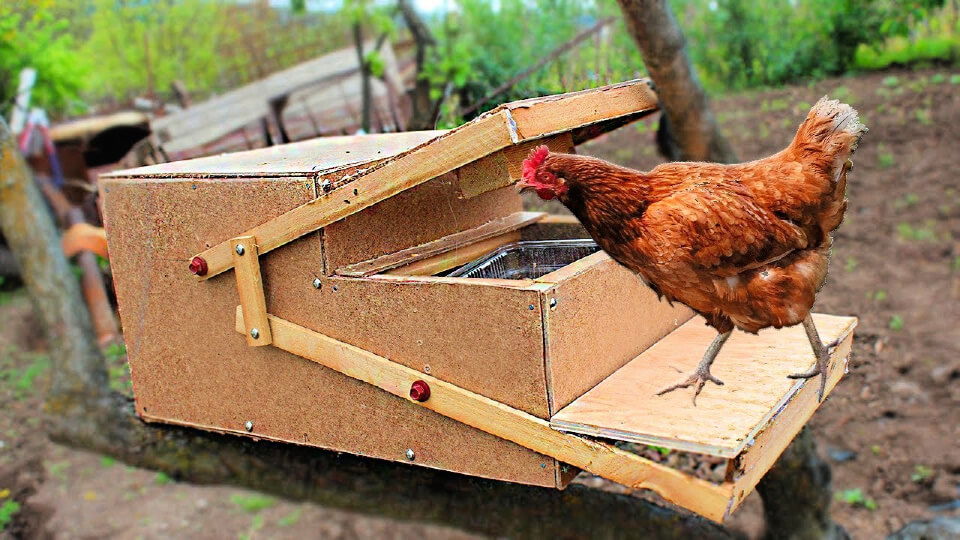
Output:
(101, 80), (682, 488)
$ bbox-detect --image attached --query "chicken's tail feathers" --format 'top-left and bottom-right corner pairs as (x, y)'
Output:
(790, 96), (868, 182)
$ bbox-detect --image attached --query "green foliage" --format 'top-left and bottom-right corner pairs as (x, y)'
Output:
(99, 456), (116, 468)
(870, 289), (888, 301)
(153, 472), (173, 485)
(0, 1), (88, 117)
(278, 509), (302, 527)
(0, 352), (50, 399)
(835, 488), (878, 510)
(646, 445), (672, 456)
(888, 314), (904, 331)
(911, 464), (934, 482)
(230, 493), (276, 513)
(896, 222), (938, 242)
(0, 499), (20, 532)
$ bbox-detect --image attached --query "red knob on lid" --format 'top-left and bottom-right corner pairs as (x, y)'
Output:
(189, 256), (208, 276)
(409, 380), (431, 402)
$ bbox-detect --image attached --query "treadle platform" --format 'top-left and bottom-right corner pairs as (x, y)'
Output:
(552, 313), (857, 457)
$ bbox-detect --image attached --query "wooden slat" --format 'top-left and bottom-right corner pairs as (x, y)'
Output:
(194, 110), (516, 280)
(235, 308), (734, 522)
(505, 79), (658, 140)
(550, 314), (857, 458)
(384, 231), (520, 276)
(231, 236), (273, 346)
(337, 211), (544, 277)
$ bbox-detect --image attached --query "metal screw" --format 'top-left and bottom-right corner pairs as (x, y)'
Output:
(550, 298), (558, 308)
(250, 328), (260, 339)
(235, 244), (245, 256)
(320, 180), (332, 193)
(312, 278), (322, 289)
(405, 449), (416, 461)
(244, 421), (254, 432)
(528, 304), (535, 310)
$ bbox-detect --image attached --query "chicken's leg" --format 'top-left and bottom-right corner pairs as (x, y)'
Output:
(656, 330), (732, 405)
(787, 315), (838, 402)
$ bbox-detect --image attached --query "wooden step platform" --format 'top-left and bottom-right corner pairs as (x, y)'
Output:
(552, 314), (857, 457)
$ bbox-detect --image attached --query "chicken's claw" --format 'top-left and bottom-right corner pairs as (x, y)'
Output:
(656, 368), (724, 406)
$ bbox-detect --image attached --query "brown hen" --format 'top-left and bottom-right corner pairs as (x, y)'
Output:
(519, 97), (867, 403)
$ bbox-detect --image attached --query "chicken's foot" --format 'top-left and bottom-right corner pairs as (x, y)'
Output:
(656, 330), (732, 405)
(787, 315), (837, 402)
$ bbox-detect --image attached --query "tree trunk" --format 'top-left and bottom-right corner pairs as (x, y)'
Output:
(398, 0), (440, 131)
(757, 428), (850, 540)
(353, 23), (373, 134)
(615, 0), (737, 163)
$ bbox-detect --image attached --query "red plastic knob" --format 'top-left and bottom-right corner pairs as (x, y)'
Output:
(189, 256), (208, 276)
(409, 380), (431, 402)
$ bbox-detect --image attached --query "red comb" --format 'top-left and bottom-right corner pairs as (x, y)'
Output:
(521, 145), (550, 181)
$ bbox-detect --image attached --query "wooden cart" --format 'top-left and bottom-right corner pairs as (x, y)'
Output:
(100, 79), (856, 523)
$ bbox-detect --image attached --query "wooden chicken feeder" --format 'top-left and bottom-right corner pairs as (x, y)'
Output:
(100, 80), (857, 523)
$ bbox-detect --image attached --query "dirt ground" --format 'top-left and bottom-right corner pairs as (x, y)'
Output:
(1, 67), (958, 539)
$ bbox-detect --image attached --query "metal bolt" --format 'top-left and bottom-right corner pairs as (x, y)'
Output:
(250, 328), (260, 339)
(320, 180), (332, 193)
(235, 244), (245, 256)
(405, 449), (416, 461)
(312, 278), (322, 289)
(189, 256), (208, 276)
(409, 380), (431, 402)
(244, 421), (254, 432)
(550, 298), (558, 308)
(528, 304), (535, 310)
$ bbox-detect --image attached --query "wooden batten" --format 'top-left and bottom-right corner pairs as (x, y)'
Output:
(383, 231), (520, 277)
(232, 236), (273, 346)
(235, 307), (733, 523)
(337, 211), (545, 277)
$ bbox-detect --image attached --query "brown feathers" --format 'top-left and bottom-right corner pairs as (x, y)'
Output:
(523, 98), (866, 334)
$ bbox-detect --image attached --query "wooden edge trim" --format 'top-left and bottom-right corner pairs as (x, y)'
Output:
(357, 273), (539, 291)
(193, 110), (516, 280)
(538, 214), (580, 225)
(724, 320), (858, 517)
(337, 211), (545, 277)
(383, 231), (521, 277)
(231, 236), (273, 346)
(535, 251), (610, 284)
(235, 307), (733, 522)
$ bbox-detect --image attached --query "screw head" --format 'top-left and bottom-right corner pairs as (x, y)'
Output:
(527, 304), (535, 310)
(244, 420), (254, 432)
(312, 278), (322, 289)
(188, 256), (208, 276)
(235, 244), (245, 256)
(409, 380), (431, 402)
(405, 448), (415, 461)
(250, 328), (260, 339)
(320, 180), (332, 193)
(550, 298), (558, 308)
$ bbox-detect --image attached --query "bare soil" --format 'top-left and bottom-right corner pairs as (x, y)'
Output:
(1, 67), (958, 539)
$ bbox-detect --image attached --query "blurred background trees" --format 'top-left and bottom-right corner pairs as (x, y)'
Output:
(1, 0), (957, 123)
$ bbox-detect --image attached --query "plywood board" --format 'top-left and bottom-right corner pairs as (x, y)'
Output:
(106, 130), (443, 178)
(550, 314), (857, 457)
(101, 175), (559, 489)
(541, 252), (693, 412)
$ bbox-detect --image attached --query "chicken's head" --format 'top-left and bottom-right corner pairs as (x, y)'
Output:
(518, 145), (567, 200)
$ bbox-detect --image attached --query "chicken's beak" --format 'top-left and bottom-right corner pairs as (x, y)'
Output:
(515, 179), (535, 194)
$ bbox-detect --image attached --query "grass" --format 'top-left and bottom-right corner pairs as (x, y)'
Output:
(0, 351), (50, 400)
(844, 257), (858, 272)
(889, 315), (905, 331)
(877, 148), (895, 169)
(278, 509), (302, 527)
(896, 222), (938, 242)
(953, 256), (960, 272)
(835, 488), (878, 510)
(911, 464), (934, 482)
(646, 445), (672, 456)
(914, 108), (933, 126)
(100, 456), (116, 468)
(868, 290), (888, 302)
(153, 472), (173, 485)
(0, 499), (20, 532)
(951, 74), (960, 84)
(230, 493), (276, 513)
(855, 34), (960, 71)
